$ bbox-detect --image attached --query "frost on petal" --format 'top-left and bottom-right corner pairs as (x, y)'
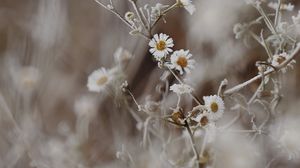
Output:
(170, 83), (193, 95)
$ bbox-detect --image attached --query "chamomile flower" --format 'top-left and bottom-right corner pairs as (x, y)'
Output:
(149, 33), (174, 60)
(170, 49), (195, 75)
(193, 113), (211, 128)
(170, 83), (193, 95)
(178, 0), (196, 15)
(87, 67), (112, 93)
(203, 95), (225, 121)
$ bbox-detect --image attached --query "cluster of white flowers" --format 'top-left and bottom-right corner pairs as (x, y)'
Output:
(89, 0), (300, 167)
(149, 33), (196, 75)
(147, 32), (226, 128)
(170, 83), (193, 95)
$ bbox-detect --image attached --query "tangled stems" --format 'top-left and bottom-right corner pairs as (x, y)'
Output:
(149, 2), (180, 34)
(94, 0), (180, 39)
(224, 43), (300, 95)
(94, 1), (300, 167)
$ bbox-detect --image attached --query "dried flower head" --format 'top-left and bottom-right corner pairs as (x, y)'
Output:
(193, 113), (211, 128)
(125, 11), (135, 22)
(203, 95), (225, 121)
(268, 2), (294, 11)
(170, 49), (195, 74)
(149, 33), (174, 60)
(120, 80), (129, 92)
(87, 67), (112, 93)
(271, 52), (296, 73)
(114, 47), (132, 64)
(170, 83), (193, 95)
(171, 109), (185, 125)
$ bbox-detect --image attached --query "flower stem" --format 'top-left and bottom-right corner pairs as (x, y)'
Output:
(185, 121), (201, 168)
(224, 44), (300, 95)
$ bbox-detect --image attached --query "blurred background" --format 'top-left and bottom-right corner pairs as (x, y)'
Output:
(0, 0), (300, 167)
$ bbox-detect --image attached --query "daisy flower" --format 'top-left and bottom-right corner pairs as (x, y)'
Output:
(170, 83), (193, 95)
(193, 113), (211, 128)
(149, 33), (174, 60)
(170, 49), (195, 74)
(178, 0), (196, 15)
(87, 67), (112, 93)
(203, 95), (225, 121)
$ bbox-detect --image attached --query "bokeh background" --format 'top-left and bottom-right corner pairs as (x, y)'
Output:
(0, 0), (300, 167)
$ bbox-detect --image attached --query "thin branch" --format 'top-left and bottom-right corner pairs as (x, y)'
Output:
(224, 44), (300, 95)
(274, 0), (281, 27)
(94, 0), (133, 28)
(129, 0), (148, 33)
(185, 121), (201, 168)
(167, 67), (202, 105)
(150, 2), (179, 33)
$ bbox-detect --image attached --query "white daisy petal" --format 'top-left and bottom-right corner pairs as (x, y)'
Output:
(169, 49), (195, 75)
(203, 95), (225, 121)
(170, 83), (193, 95)
(148, 33), (174, 60)
(149, 40), (156, 47)
(87, 67), (112, 93)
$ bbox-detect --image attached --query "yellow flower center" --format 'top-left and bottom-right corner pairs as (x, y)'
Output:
(177, 56), (188, 68)
(97, 76), (108, 85)
(156, 40), (166, 51)
(210, 102), (218, 113)
(200, 116), (209, 126)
